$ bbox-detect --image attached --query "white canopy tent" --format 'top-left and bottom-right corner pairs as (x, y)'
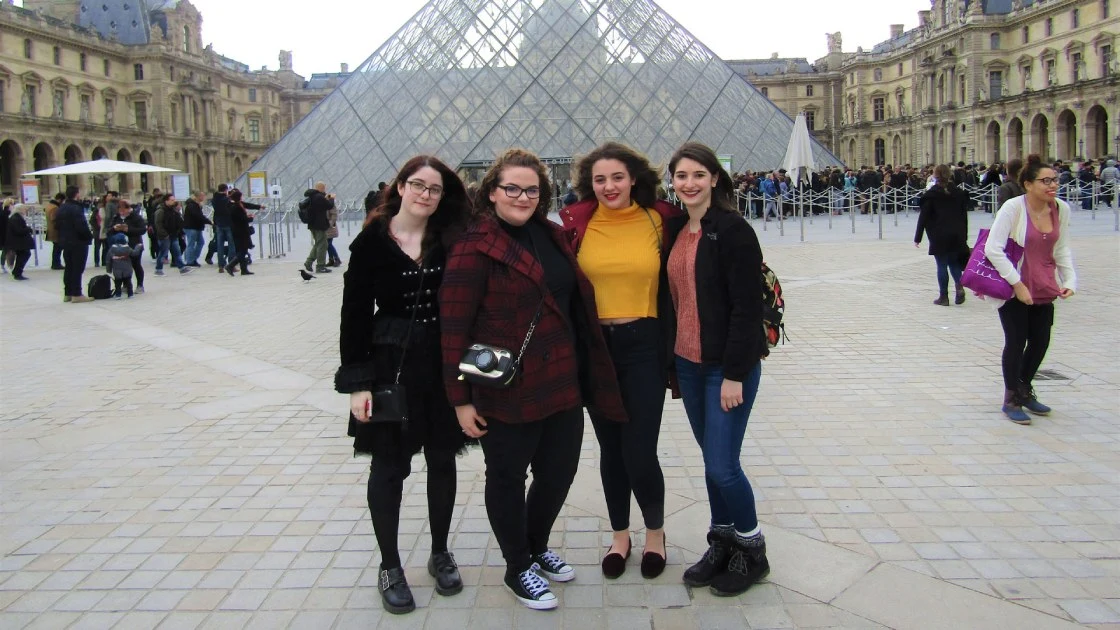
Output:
(22, 158), (180, 177)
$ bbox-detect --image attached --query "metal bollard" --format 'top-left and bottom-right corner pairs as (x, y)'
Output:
(849, 188), (856, 234)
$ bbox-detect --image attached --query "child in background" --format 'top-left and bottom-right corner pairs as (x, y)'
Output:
(108, 232), (143, 298)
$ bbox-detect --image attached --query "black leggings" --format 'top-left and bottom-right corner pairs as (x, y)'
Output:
(998, 298), (1055, 391)
(591, 318), (665, 531)
(480, 407), (583, 576)
(367, 448), (457, 570)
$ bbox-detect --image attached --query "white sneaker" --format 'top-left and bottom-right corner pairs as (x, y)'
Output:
(505, 568), (557, 610)
(531, 549), (575, 582)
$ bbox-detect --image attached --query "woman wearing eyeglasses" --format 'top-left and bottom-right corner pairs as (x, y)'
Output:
(335, 156), (471, 615)
(440, 149), (625, 611)
(985, 154), (1077, 425)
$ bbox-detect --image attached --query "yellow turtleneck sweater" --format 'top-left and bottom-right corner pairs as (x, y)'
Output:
(577, 202), (662, 319)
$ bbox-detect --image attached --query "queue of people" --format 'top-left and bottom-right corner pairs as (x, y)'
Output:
(335, 142), (772, 614)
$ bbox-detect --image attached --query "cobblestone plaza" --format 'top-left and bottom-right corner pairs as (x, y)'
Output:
(1, 211), (1117, 629)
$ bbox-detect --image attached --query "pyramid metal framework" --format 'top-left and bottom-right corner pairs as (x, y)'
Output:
(243, 0), (841, 205)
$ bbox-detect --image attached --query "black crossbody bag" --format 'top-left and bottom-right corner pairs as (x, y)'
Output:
(368, 260), (427, 424)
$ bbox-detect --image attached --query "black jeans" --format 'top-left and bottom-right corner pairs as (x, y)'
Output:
(105, 253), (144, 288)
(367, 447), (457, 570)
(480, 407), (583, 576)
(62, 244), (89, 297)
(113, 276), (134, 297)
(998, 298), (1055, 391)
(92, 238), (106, 266)
(12, 250), (31, 277)
(590, 319), (665, 531)
(51, 243), (63, 268)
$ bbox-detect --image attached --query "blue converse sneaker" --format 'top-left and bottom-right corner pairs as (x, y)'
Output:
(505, 567), (557, 610)
(531, 549), (575, 582)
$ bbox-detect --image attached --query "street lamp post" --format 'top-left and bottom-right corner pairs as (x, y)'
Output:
(1078, 138), (1085, 160)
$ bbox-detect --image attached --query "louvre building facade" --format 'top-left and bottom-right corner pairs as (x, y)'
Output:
(245, 0), (840, 205)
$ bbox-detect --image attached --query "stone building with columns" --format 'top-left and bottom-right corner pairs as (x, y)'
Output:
(737, 0), (1118, 169)
(0, 0), (345, 199)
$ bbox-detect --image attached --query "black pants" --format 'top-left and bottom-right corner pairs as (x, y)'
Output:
(92, 238), (106, 266)
(51, 243), (63, 268)
(998, 298), (1055, 391)
(367, 448), (457, 570)
(113, 276), (134, 297)
(12, 250), (30, 277)
(106, 253), (144, 288)
(590, 319), (665, 531)
(62, 245), (89, 297)
(481, 407), (583, 576)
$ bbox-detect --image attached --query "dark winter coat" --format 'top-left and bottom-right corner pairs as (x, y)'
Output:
(229, 202), (254, 253)
(302, 189), (334, 232)
(0, 207), (9, 248)
(211, 192), (232, 227)
(155, 204), (185, 240)
(5, 212), (34, 251)
(334, 219), (466, 456)
(183, 199), (212, 231)
(996, 181), (1024, 211)
(439, 215), (627, 425)
(915, 185), (970, 257)
(107, 210), (147, 247)
(55, 200), (93, 248)
(663, 207), (766, 381)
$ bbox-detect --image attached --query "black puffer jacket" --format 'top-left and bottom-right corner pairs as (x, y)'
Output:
(302, 189), (334, 232)
(5, 212), (34, 251)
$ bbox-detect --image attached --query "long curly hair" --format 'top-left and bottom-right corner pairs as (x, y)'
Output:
(474, 149), (553, 221)
(573, 142), (660, 209)
(365, 155), (471, 251)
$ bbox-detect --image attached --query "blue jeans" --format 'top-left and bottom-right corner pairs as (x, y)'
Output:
(156, 238), (185, 271)
(215, 226), (235, 267)
(933, 252), (963, 295)
(674, 357), (762, 532)
(184, 229), (204, 265)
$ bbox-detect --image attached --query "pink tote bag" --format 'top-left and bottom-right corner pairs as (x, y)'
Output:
(960, 228), (1024, 300)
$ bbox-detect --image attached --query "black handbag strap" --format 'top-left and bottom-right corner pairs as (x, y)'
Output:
(393, 256), (427, 384)
(513, 228), (548, 369)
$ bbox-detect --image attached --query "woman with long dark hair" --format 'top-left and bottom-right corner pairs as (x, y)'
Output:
(439, 149), (625, 610)
(335, 156), (471, 614)
(985, 154), (1077, 425)
(223, 189), (256, 276)
(664, 142), (770, 597)
(915, 163), (970, 305)
(561, 142), (683, 579)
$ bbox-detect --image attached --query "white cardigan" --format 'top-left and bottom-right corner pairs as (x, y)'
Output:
(984, 195), (1077, 300)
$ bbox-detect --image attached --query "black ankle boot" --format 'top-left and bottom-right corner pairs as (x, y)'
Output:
(378, 566), (415, 614)
(428, 551), (463, 596)
(682, 529), (731, 587)
(710, 533), (770, 597)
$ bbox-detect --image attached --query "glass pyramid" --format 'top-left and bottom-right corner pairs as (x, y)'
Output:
(244, 0), (841, 205)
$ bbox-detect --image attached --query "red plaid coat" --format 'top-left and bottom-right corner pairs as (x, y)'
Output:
(439, 215), (627, 425)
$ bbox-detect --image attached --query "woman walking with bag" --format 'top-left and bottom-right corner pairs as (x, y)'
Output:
(440, 149), (625, 611)
(561, 142), (682, 579)
(985, 155), (1077, 425)
(665, 142), (770, 597)
(915, 164), (970, 306)
(335, 156), (471, 614)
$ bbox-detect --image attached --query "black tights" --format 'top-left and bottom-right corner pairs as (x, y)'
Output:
(998, 298), (1054, 391)
(367, 448), (457, 570)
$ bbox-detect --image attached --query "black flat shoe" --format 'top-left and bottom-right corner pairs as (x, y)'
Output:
(641, 535), (667, 579)
(428, 551), (463, 596)
(601, 537), (631, 579)
(378, 566), (415, 615)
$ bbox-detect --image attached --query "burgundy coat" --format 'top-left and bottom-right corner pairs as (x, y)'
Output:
(439, 214), (627, 425)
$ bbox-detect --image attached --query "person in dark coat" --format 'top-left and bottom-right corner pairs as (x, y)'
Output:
(106, 199), (147, 293)
(0, 198), (11, 273)
(182, 191), (211, 267)
(210, 184), (235, 268)
(916, 163), (971, 306)
(223, 189), (255, 276)
(334, 155), (471, 615)
(302, 183), (336, 273)
(56, 185), (94, 302)
(5, 204), (34, 280)
(439, 149), (626, 611)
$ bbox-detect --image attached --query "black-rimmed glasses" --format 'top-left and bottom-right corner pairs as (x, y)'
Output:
(496, 184), (541, 199)
(1035, 177), (1059, 186)
(406, 180), (444, 197)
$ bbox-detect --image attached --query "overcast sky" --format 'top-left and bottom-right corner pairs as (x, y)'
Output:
(156, 0), (932, 77)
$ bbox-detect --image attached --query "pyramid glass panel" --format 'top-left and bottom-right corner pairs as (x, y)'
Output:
(243, 0), (841, 204)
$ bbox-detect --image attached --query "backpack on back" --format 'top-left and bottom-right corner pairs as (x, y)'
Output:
(761, 262), (786, 355)
(87, 274), (113, 300)
(297, 197), (311, 224)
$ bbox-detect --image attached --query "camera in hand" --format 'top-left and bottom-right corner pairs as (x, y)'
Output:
(458, 343), (516, 387)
